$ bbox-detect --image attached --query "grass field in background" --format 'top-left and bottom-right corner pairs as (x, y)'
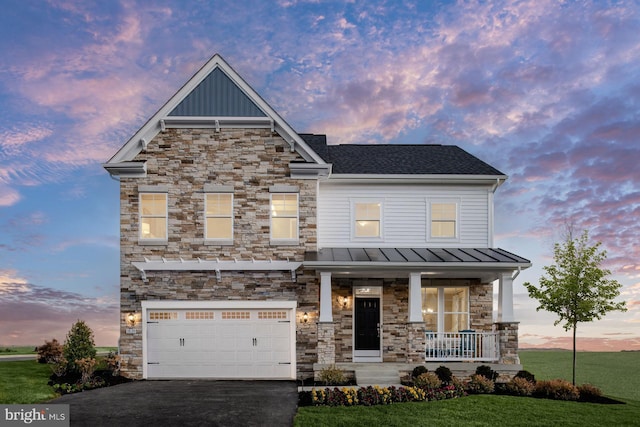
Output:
(519, 350), (640, 401)
(295, 351), (640, 427)
(0, 346), (117, 355)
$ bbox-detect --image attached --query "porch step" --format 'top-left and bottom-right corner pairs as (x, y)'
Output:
(354, 366), (400, 386)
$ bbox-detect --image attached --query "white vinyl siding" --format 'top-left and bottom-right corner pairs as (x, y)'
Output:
(318, 183), (490, 248)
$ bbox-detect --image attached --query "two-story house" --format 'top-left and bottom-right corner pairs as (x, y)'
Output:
(104, 54), (530, 382)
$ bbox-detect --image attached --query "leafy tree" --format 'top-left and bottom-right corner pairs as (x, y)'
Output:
(524, 229), (626, 384)
(63, 320), (97, 374)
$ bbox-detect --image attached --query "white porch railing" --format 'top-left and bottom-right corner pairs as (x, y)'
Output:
(425, 331), (499, 362)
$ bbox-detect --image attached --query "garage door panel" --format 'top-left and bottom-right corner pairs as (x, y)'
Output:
(146, 306), (293, 379)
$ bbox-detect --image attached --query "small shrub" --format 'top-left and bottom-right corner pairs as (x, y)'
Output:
(50, 356), (68, 377)
(105, 351), (121, 376)
(76, 357), (97, 384)
(414, 372), (442, 390)
(578, 383), (603, 401)
(466, 374), (495, 394)
(515, 370), (536, 383)
(36, 339), (63, 364)
(412, 365), (428, 378)
(63, 320), (97, 375)
(505, 376), (535, 396)
(319, 364), (346, 385)
(435, 366), (453, 384)
(475, 365), (498, 381)
(534, 379), (579, 401)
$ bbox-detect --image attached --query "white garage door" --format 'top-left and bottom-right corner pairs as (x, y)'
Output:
(144, 303), (295, 379)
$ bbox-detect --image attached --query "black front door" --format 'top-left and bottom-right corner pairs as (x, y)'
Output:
(355, 298), (380, 351)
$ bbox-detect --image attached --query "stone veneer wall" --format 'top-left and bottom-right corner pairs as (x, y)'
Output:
(117, 128), (318, 379)
(325, 277), (495, 365)
(495, 322), (520, 364)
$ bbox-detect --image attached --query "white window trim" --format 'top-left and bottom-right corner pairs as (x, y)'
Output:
(270, 192), (299, 245)
(204, 192), (234, 245)
(350, 199), (384, 242)
(139, 192), (168, 245)
(422, 285), (470, 334)
(427, 198), (460, 242)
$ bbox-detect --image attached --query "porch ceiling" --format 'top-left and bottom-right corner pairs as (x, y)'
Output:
(304, 247), (531, 281)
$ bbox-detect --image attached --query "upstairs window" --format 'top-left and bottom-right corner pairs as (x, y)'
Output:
(354, 202), (382, 238)
(430, 202), (457, 239)
(140, 193), (167, 241)
(270, 193), (298, 241)
(205, 193), (233, 241)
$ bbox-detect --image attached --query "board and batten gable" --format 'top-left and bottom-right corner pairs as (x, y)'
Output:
(317, 182), (493, 248)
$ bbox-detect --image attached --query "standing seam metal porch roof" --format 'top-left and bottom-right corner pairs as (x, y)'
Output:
(305, 248), (530, 266)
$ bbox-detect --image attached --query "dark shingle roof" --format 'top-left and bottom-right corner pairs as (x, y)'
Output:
(299, 134), (504, 175)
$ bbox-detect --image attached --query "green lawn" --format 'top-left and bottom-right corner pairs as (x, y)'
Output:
(295, 395), (640, 427)
(0, 360), (57, 404)
(0, 346), (38, 355)
(295, 351), (640, 427)
(519, 350), (640, 401)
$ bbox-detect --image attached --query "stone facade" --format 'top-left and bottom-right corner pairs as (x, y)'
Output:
(314, 276), (496, 366)
(495, 321), (520, 365)
(114, 126), (521, 381)
(118, 128), (318, 379)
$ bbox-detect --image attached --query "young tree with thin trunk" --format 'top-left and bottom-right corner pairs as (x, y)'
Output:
(524, 229), (626, 385)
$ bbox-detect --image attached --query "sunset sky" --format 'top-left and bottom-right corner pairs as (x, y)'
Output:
(1, 0), (638, 350)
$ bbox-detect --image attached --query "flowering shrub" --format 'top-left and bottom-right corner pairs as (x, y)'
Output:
(299, 372), (602, 407)
(50, 356), (68, 377)
(104, 352), (121, 376)
(414, 372), (441, 390)
(76, 357), (97, 384)
(318, 364), (347, 385)
(300, 382), (464, 407)
(36, 339), (64, 364)
(534, 379), (579, 401)
(465, 374), (495, 394)
(505, 377), (535, 396)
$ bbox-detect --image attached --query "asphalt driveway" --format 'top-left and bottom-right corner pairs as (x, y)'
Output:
(50, 380), (298, 427)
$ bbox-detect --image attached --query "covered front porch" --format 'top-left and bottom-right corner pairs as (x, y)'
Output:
(303, 247), (530, 380)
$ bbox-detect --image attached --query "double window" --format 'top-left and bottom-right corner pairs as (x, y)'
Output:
(421, 286), (469, 333)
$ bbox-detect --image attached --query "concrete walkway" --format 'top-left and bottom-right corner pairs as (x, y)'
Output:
(50, 380), (298, 427)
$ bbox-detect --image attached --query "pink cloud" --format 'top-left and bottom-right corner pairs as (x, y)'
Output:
(0, 186), (21, 207)
(0, 270), (118, 346)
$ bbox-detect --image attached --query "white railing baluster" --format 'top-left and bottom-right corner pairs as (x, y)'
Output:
(424, 331), (499, 362)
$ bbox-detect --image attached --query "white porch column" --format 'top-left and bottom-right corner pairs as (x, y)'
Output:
(408, 272), (423, 322)
(319, 272), (333, 322)
(497, 272), (515, 322)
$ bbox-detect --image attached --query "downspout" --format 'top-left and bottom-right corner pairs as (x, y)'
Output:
(490, 177), (503, 193)
(511, 266), (521, 280)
